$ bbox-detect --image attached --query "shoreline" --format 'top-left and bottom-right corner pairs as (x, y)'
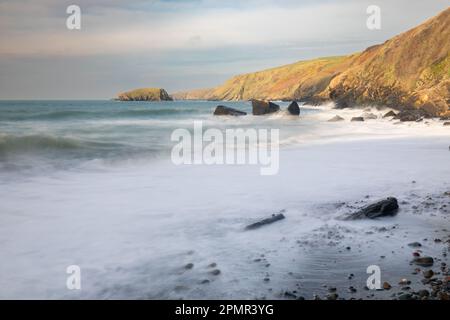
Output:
(1, 132), (449, 299)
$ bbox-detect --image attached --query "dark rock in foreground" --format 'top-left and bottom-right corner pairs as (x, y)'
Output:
(351, 117), (364, 122)
(287, 101), (300, 115)
(213, 105), (247, 116)
(251, 100), (280, 115)
(245, 212), (285, 230)
(344, 197), (399, 220)
(328, 115), (345, 122)
(444, 122), (450, 126)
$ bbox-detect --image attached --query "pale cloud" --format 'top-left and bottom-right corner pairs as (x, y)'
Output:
(0, 0), (448, 98)
(1, 0), (448, 56)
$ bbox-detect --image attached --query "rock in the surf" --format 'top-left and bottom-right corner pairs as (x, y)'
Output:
(383, 110), (397, 118)
(328, 115), (345, 122)
(362, 112), (378, 120)
(287, 101), (300, 115)
(252, 100), (280, 115)
(213, 105), (247, 116)
(344, 197), (399, 220)
(245, 212), (286, 230)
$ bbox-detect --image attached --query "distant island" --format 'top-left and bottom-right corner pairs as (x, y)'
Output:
(117, 88), (173, 101)
(173, 7), (450, 117)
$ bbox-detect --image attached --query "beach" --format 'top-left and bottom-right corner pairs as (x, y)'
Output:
(0, 101), (449, 299)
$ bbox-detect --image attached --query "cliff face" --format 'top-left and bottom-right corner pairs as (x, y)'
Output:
(326, 7), (450, 115)
(177, 7), (450, 116)
(117, 88), (173, 101)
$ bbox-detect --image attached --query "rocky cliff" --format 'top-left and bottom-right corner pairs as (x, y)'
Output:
(176, 7), (450, 116)
(117, 88), (173, 101)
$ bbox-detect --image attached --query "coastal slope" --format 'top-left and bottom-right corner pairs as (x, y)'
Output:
(175, 7), (450, 116)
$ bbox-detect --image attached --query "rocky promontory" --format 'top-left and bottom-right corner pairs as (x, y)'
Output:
(117, 88), (173, 101)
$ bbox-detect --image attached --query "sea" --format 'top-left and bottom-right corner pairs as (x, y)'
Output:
(1, 100), (449, 299)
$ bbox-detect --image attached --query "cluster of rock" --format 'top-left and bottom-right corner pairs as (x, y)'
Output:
(328, 109), (450, 126)
(213, 100), (300, 116)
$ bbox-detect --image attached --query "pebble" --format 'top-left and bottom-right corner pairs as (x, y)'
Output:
(383, 282), (392, 290)
(423, 270), (434, 279)
(408, 242), (422, 248)
(184, 263), (194, 270)
(327, 293), (339, 300)
(284, 291), (296, 299)
(398, 279), (411, 285)
(417, 289), (430, 297)
(398, 293), (413, 300)
(413, 256), (434, 267)
(209, 269), (221, 276)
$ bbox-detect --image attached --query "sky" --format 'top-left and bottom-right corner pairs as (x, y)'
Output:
(0, 0), (448, 99)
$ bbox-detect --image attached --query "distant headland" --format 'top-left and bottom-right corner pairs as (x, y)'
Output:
(116, 88), (173, 101)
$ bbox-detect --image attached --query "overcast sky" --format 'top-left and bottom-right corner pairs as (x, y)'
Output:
(0, 0), (448, 99)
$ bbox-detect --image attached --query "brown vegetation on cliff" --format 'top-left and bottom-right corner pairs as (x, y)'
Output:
(176, 8), (450, 116)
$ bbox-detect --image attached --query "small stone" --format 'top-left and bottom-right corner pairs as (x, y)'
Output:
(200, 279), (210, 284)
(208, 263), (217, 268)
(417, 289), (429, 297)
(438, 292), (450, 300)
(398, 279), (410, 285)
(284, 291), (297, 299)
(398, 293), (413, 300)
(209, 269), (221, 276)
(328, 287), (337, 292)
(414, 257), (434, 267)
(402, 286), (412, 291)
(383, 282), (392, 290)
(408, 242), (422, 248)
(423, 270), (434, 279)
(184, 263), (194, 270)
(326, 293), (339, 300)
